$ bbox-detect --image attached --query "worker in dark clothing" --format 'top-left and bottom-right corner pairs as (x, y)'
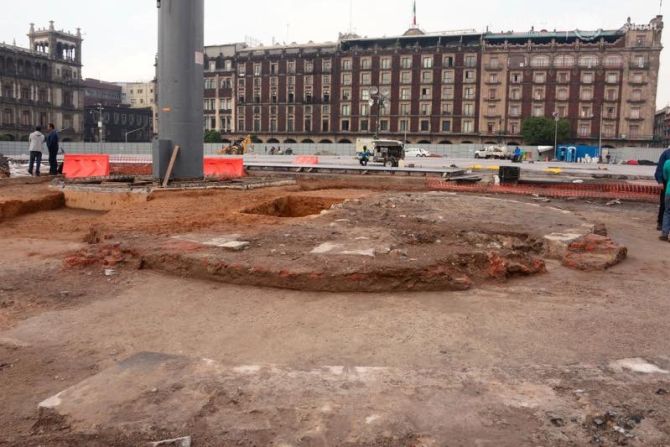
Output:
(655, 148), (670, 230)
(45, 123), (59, 175)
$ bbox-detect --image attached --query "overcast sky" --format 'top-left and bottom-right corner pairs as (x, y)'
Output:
(1, 0), (668, 105)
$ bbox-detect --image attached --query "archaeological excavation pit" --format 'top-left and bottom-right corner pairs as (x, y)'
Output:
(242, 195), (346, 218)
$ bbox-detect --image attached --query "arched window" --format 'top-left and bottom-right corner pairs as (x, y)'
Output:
(603, 55), (623, 68)
(578, 55), (599, 68)
(554, 55), (575, 68)
(530, 55), (550, 68)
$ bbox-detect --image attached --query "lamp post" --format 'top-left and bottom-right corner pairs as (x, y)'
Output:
(553, 110), (560, 157)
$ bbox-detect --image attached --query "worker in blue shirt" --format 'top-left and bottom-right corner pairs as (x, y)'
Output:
(660, 158), (670, 241)
(655, 148), (670, 230)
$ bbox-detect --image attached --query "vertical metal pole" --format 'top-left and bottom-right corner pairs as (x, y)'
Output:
(98, 103), (103, 153)
(598, 103), (604, 160)
(155, 0), (204, 179)
(554, 116), (559, 158)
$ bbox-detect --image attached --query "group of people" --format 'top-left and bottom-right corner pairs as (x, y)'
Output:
(27, 124), (60, 176)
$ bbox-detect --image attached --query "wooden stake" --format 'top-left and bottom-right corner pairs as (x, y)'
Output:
(162, 145), (180, 188)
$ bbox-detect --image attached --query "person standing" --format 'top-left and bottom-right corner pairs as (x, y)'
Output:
(655, 148), (670, 231)
(28, 126), (45, 176)
(45, 123), (59, 175)
(660, 157), (670, 241)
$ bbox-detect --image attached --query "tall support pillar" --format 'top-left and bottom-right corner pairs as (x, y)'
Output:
(154, 0), (204, 180)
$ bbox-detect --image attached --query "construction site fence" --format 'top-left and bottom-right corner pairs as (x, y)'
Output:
(0, 141), (666, 163)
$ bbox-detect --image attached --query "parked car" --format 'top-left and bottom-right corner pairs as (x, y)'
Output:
(405, 148), (432, 157)
(474, 146), (512, 160)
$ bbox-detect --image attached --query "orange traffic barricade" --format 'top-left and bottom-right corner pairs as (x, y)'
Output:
(62, 154), (111, 179)
(203, 157), (246, 178)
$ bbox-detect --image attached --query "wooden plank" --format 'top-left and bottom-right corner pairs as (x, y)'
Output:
(161, 145), (180, 188)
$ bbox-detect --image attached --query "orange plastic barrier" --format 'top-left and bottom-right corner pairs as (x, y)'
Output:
(294, 155), (319, 165)
(203, 157), (245, 178)
(62, 154), (111, 178)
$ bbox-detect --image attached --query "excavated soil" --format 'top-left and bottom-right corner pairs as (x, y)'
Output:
(0, 183), (65, 222)
(65, 188), (614, 292)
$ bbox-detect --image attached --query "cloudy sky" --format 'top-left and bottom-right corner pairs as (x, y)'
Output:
(1, 0), (668, 104)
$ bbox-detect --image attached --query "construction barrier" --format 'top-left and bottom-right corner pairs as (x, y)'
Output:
(426, 178), (662, 203)
(294, 155), (319, 165)
(63, 154), (111, 179)
(203, 157), (245, 178)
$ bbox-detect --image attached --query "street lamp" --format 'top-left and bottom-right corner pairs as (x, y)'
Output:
(552, 110), (560, 158)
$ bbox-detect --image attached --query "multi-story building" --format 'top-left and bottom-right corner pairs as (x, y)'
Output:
(83, 78), (122, 107)
(84, 104), (153, 143)
(116, 81), (158, 134)
(202, 16), (663, 147)
(0, 22), (84, 142)
(654, 106), (670, 147)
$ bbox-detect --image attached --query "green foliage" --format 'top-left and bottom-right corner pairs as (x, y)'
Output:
(204, 130), (222, 143)
(521, 117), (571, 146)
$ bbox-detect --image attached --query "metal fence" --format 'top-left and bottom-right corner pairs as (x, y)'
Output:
(0, 140), (666, 162)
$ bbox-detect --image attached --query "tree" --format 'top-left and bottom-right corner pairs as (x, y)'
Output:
(521, 117), (571, 146)
(204, 130), (222, 143)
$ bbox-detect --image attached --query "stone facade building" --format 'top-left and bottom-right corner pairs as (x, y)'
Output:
(116, 81), (158, 134)
(0, 22), (84, 141)
(83, 78), (122, 107)
(202, 16), (663, 147)
(654, 106), (670, 147)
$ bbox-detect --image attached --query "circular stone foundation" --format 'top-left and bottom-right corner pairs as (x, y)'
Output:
(85, 191), (619, 292)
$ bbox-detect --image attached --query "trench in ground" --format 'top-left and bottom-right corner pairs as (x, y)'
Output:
(242, 196), (346, 218)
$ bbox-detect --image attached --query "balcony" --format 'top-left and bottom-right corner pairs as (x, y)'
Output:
(485, 79), (501, 85)
(629, 79), (648, 86)
(627, 98), (646, 104)
(626, 115), (644, 121)
(483, 112), (502, 119)
(485, 97), (501, 102)
(629, 61), (650, 70)
(484, 63), (504, 71)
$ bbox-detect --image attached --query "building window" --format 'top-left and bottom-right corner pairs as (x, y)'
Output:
(380, 57), (392, 70)
(400, 88), (411, 100)
(630, 107), (641, 119)
(442, 70), (454, 83)
(464, 86), (475, 99)
(464, 54), (477, 67)
(305, 117), (312, 132)
(341, 119), (350, 131)
(463, 103), (474, 117)
(361, 72), (371, 85)
(533, 87), (545, 100)
(443, 55), (455, 67)
(530, 55), (550, 68)
(399, 102), (411, 116)
(464, 70), (476, 82)
(580, 105), (593, 118)
(420, 102), (431, 116)
(603, 55), (623, 68)
(510, 88), (522, 100)
(380, 71), (392, 85)
(321, 119), (329, 132)
(606, 72), (619, 84)
(341, 88), (351, 101)
(578, 122), (591, 137)
(578, 55), (599, 68)
(341, 58), (352, 71)
(511, 72), (523, 84)
(401, 56), (412, 69)
(442, 86), (454, 100)
(421, 87), (432, 99)
(462, 120), (474, 133)
(322, 59), (332, 72)
(556, 87), (569, 100)
(360, 119), (369, 131)
(582, 72), (595, 84)
(379, 119), (389, 131)
(441, 120), (451, 132)
(341, 103), (351, 116)
(420, 120), (430, 132)
(400, 71), (412, 84)
(360, 57), (372, 70)
(360, 103), (370, 116)
(580, 87), (593, 101)
(441, 102), (453, 115)
(557, 71), (570, 83)
(304, 60), (313, 73)
(421, 70), (433, 83)
(342, 73), (352, 85)
(533, 72), (546, 83)
(422, 55), (433, 69)
(532, 105), (544, 117)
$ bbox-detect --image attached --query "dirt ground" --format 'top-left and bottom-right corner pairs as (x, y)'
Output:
(0, 178), (669, 446)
